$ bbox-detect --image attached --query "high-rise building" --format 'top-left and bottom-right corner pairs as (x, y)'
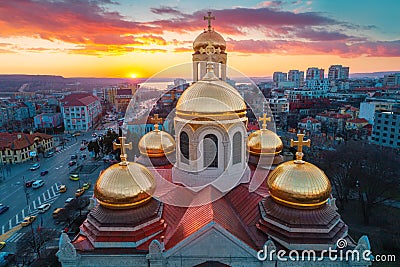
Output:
(328, 65), (349, 80)
(371, 108), (400, 148)
(272, 71), (287, 86)
(288, 70), (304, 88)
(306, 67), (324, 80)
(383, 73), (400, 86)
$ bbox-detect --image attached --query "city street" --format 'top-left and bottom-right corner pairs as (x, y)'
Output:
(0, 133), (105, 253)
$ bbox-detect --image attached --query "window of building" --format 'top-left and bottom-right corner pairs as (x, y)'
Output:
(390, 134), (394, 138)
(390, 141), (393, 145)
(384, 121), (388, 125)
(203, 134), (218, 168)
(383, 133), (387, 137)
(377, 126), (381, 130)
(180, 131), (189, 164)
(384, 127), (388, 131)
(232, 132), (242, 165)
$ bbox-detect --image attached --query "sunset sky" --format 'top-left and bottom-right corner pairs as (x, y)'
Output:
(0, 0), (399, 78)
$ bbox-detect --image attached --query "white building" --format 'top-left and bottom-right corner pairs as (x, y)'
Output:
(60, 93), (102, 132)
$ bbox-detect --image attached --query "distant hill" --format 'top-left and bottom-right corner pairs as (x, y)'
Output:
(0, 75), (140, 92)
(350, 71), (399, 79)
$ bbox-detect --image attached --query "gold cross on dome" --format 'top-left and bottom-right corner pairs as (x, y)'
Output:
(113, 136), (132, 164)
(204, 11), (215, 31)
(259, 114), (271, 130)
(290, 133), (311, 162)
(152, 114), (163, 131)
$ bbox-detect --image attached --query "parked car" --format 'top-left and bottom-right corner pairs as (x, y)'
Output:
(25, 180), (36, 188)
(52, 208), (64, 218)
(38, 203), (51, 213)
(59, 185), (67, 193)
(80, 154), (87, 160)
(72, 132), (81, 137)
(30, 163), (40, 171)
(21, 216), (36, 226)
(75, 188), (85, 197)
(0, 205), (9, 214)
(80, 146), (86, 151)
(71, 155), (78, 160)
(32, 180), (44, 189)
(40, 170), (49, 176)
(82, 182), (91, 190)
(70, 174), (79, 181)
(68, 160), (76, 166)
(65, 197), (74, 204)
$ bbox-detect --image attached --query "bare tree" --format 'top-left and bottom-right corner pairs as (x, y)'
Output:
(312, 141), (400, 224)
(15, 228), (59, 264)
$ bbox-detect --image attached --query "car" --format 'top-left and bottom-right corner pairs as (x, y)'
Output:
(0, 205), (9, 214)
(38, 203), (51, 213)
(75, 188), (85, 197)
(25, 180), (36, 188)
(73, 132), (81, 137)
(80, 154), (87, 160)
(40, 170), (49, 176)
(68, 160), (77, 166)
(71, 155), (78, 160)
(65, 197), (74, 204)
(32, 180), (44, 189)
(0, 241), (5, 250)
(21, 216), (36, 226)
(92, 133), (97, 137)
(52, 208), (64, 218)
(80, 146), (86, 151)
(30, 163), (40, 171)
(70, 174), (80, 181)
(59, 185), (67, 193)
(82, 182), (91, 190)
(44, 151), (54, 158)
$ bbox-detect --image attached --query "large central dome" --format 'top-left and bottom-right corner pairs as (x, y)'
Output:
(176, 67), (246, 118)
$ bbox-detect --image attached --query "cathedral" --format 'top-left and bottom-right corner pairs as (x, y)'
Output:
(57, 13), (372, 267)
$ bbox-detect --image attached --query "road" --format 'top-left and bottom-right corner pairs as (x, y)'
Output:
(0, 132), (106, 253)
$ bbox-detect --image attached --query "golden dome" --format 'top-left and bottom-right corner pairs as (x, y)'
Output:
(193, 30), (226, 52)
(247, 129), (283, 156)
(176, 69), (246, 118)
(267, 161), (331, 209)
(94, 162), (156, 209)
(138, 129), (176, 157)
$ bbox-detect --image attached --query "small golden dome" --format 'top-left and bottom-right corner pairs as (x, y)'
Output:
(267, 161), (331, 209)
(176, 70), (246, 118)
(247, 129), (283, 156)
(94, 162), (156, 209)
(193, 30), (226, 52)
(138, 129), (176, 158)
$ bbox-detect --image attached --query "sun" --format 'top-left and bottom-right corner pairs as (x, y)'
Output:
(129, 73), (137, 79)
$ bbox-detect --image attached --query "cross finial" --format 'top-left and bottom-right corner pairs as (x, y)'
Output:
(204, 11), (215, 31)
(113, 136), (132, 165)
(259, 114), (271, 130)
(152, 114), (163, 131)
(290, 133), (311, 163)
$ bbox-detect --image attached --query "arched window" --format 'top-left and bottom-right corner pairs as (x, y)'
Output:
(203, 134), (218, 168)
(232, 132), (242, 164)
(180, 131), (189, 164)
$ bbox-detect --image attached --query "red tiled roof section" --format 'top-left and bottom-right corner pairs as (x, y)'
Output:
(0, 132), (52, 150)
(61, 93), (99, 107)
(300, 117), (320, 123)
(317, 112), (352, 119)
(347, 118), (368, 123)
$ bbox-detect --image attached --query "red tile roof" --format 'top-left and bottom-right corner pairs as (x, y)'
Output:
(300, 117), (320, 123)
(317, 112), (352, 119)
(0, 132), (52, 150)
(60, 93), (100, 107)
(347, 118), (368, 123)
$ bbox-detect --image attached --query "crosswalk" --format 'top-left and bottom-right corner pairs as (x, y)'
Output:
(5, 232), (25, 243)
(54, 144), (75, 155)
(0, 182), (61, 235)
